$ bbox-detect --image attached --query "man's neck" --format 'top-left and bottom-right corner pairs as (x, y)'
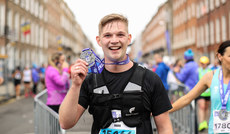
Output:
(104, 61), (134, 73)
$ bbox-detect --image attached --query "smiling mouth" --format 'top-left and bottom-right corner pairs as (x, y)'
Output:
(109, 46), (121, 50)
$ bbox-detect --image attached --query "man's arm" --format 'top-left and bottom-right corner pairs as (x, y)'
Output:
(59, 85), (86, 129)
(154, 111), (173, 134)
(59, 59), (88, 129)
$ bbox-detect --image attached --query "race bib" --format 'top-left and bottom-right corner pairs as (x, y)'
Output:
(213, 110), (230, 133)
(99, 110), (136, 134)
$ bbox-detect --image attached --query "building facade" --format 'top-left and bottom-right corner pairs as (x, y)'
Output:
(137, 0), (230, 64)
(196, 0), (230, 62)
(0, 0), (92, 72)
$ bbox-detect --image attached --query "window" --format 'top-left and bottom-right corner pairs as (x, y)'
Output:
(25, 0), (30, 11)
(44, 30), (48, 48)
(0, 5), (5, 36)
(192, 3), (195, 17)
(215, 18), (220, 43)
(44, 10), (48, 22)
(39, 27), (43, 48)
(221, 0), (226, 4)
(14, 0), (19, 4)
(14, 13), (19, 41)
(39, 5), (43, 19)
(205, 23), (209, 46)
(210, 21), (214, 45)
(35, 1), (39, 17)
(196, 27), (200, 47)
(215, 0), (220, 8)
(210, 0), (214, 11)
(205, 0), (209, 13)
(201, 25), (204, 47)
(20, 0), (25, 8)
(35, 24), (39, 46)
(196, 2), (200, 18)
(30, 0), (34, 15)
(221, 16), (226, 41)
(7, 10), (13, 36)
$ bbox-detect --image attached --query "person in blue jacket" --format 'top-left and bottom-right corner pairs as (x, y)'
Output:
(174, 49), (199, 90)
(154, 53), (170, 91)
(32, 63), (40, 95)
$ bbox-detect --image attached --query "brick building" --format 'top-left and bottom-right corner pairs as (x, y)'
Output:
(0, 0), (92, 72)
(140, 1), (173, 62)
(196, 0), (230, 62)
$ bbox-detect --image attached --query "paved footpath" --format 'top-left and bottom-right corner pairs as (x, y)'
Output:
(0, 94), (92, 134)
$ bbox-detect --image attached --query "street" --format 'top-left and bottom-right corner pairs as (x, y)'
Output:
(0, 97), (34, 134)
(0, 94), (92, 134)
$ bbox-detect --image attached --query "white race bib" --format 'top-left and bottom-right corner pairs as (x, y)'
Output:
(213, 110), (230, 133)
(99, 110), (136, 134)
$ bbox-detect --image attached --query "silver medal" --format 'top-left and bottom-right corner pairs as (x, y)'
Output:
(219, 109), (228, 120)
(80, 49), (95, 68)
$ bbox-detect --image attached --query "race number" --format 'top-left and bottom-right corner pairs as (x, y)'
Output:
(213, 110), (230, 133)
(99, 128), (135, 134)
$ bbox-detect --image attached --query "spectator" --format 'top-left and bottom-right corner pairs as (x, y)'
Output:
(154, 53), (170, 91)
(39, 63), (46, 89)
(32, 63), (40, 95)
(22, 65), (32, 98)
(170, 40), (230, 134)
(12, 66), (22, 99)
(197, 56), (212, 132)
(174, 49), (199, 90)
(45, 52), (69, 113)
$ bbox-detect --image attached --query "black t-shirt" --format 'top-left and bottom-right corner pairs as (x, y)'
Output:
(79, 63), (172, 134)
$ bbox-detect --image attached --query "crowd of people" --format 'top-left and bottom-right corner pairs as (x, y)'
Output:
(145, 48), (221, 132)
(11, 53), (71, 103)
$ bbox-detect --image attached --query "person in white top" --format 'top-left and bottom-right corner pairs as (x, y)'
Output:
(23, 65), (32, 98)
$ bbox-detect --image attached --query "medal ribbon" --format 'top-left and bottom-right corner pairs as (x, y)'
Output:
(81, 48), (130, 74)
(219, 68), (230, 110)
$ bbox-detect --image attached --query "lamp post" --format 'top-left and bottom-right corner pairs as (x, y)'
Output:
(159, 20), (172, 56)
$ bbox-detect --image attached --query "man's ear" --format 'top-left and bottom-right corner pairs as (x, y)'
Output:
(96, 36), (102, 47)
(128, 34), (132, 44)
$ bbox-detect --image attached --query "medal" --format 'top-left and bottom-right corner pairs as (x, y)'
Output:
(80, 48), (130, 74)
(218, 69), (230, 120)
(80, 49), (96, 68)
(219, 109), (228, 120)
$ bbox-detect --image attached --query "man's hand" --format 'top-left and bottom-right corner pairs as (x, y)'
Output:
(71, 59), (88, 87)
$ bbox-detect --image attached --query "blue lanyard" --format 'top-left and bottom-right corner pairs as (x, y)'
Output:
(81, 48), (130, 73)
(219, 69), (230, 110)
(101, 54), (130, 65)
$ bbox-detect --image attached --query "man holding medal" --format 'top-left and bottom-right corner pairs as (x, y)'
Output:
(59, 13), (173, 134)
(169, 40), (230, 134)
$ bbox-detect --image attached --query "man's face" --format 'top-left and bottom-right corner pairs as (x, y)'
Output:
(96, 21), (131, 62)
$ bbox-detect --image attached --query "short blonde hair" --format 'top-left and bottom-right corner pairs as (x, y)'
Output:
(98, 13), (129, 35)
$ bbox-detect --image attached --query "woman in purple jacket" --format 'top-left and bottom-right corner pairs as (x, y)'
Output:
(45, 52), (69, 113)
(174, 49), (199, 90)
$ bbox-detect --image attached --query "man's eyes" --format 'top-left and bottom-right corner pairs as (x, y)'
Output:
(104, 34), (111, 37)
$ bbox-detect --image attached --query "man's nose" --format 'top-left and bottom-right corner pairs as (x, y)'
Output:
(111, 35), (119, 43)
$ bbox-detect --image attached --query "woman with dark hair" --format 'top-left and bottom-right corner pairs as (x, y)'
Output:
(45, 52), (69, 113)
(169, 40), (230, 134)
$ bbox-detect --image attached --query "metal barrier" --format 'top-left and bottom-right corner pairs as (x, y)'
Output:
(168, 82), (196, 134)
(34, 90), (65, 134)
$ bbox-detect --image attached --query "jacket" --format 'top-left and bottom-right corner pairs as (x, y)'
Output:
(176, 60), (199, 90)
(45, 66), (69, 105)
(155, 62), (170, 90)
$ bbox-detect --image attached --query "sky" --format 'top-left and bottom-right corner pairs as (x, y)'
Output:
(64, 0), (167, 55)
